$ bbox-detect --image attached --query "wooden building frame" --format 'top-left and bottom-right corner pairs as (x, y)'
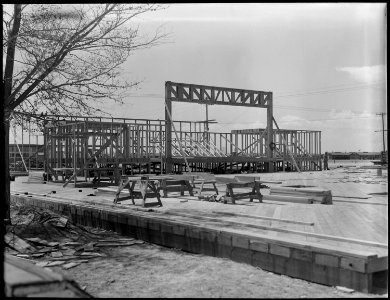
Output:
(12, 81), (322, 184)
(165, 81), (275, 173)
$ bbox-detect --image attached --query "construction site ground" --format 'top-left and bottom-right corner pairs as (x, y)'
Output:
(7, 160), (388, 298)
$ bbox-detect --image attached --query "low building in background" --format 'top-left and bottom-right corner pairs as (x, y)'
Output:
(328, 151), (382, 160)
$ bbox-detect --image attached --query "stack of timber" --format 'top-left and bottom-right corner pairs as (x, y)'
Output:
(267, 186), (333, 204)
(4, 254), (91, 297)
(25, 171), (45, 184)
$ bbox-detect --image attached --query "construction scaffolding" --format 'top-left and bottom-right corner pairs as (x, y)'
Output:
(42, 118), (321, 184)
(11, 81), (322, 184)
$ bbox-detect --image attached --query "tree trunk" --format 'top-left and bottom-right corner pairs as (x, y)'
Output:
(3, 4), (22, 224)
(1, 105), (10, 300)
(2, 115), (11, 225)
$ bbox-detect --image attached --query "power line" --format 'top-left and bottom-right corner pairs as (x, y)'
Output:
(215, 115), (378, 125)
(274, 82), (384, 99)
(275, 81), (383, 95)
(122, 81), (384, 114)
(375, 112), (387, 153)
(123, 81), (384, 100)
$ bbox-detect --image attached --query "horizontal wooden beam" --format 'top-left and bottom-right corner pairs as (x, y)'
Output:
(166, 81), (272, 108)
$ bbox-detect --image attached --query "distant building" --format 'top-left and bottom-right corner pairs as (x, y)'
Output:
(328, 151), (382, 160)
(9, 143), (44, 170)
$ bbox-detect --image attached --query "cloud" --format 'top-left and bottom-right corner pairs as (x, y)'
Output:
(336, 65), (386, 84)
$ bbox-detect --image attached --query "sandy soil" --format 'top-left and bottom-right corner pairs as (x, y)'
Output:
(58, 242), (383, 298)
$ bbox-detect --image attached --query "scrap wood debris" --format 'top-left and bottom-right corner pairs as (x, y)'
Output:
(198, 194), (224, 202)
(6, 200), (144, 270)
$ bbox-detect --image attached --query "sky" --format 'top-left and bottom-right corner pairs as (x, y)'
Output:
(95, 3), (387, 153)
(8, 3), (387, 153)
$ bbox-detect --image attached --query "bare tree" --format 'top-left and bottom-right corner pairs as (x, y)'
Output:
(2, 4), (168, 223)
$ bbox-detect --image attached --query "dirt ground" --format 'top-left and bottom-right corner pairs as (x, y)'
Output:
(60, 243), (382, 298)
(6, 199), (387, 298)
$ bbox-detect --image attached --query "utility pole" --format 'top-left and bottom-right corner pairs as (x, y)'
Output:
(375, 113), (387, 153)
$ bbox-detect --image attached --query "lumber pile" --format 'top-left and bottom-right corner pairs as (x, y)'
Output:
(267, 186), (333, 204)
(4, 254), (92, 297)
(4, 204), (145, 296)
(26, 171), (45, 184)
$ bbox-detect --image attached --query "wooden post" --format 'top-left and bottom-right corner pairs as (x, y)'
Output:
(165, 82), (173, 174)
(266, 93), (274, 172)
(28, 120), (31, 170)
(273, 117), (301, 173)
(73, 125), (76, 187)
(164, 101), (191, 173)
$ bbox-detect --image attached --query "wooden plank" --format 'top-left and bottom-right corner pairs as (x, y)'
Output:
(226, 228), (379, 260)
(340, 257), (367, 273)
(161, 209), (387, 249)
(211, 211), (314, 226)
(263, 194), (315, 204)
(367, 256), (388, 273)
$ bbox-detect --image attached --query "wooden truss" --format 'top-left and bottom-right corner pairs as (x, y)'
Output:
(165, 81), (272, 108)
(165, 81), (275, 173)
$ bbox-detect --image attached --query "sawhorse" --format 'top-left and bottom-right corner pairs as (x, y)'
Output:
(224, 181), (263, 204)
(114, 176), (162, 207)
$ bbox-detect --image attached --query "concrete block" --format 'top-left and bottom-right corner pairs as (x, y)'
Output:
(284, 257), (313, 281)
(52, 203), (59, 211)
(100, 210), (108, 221)
(312, 263), (340, 287)
(148, 228), (163, 245)
(217, 232), (232, 247)
(273, 254), (288, 274)
(172, 234), (188, 250)
(269, 244), (290, 258)
(161, 230), (176, 248)
(200, 230), (217, 243)
(147, 219), (160, 231)
(172, 225), (185, 235)
(160, 224), (173, 234)
(137, 217), (148, 229)
(249, 240), (269, 253)
(107, 212), (118, 223)
(136, 226), (149, 242)
(290, 248), (313, 262)
(231, 247), (252, 265)
(117, 214), (128, 225)
(127, 215), (138, 227)
(339, 269), (371, 293)
(315, 253), (339, 268)
(216, 244), (232, 259)
(84, 210), (92, 227)
(340, 257), (366, 273)
(75, 206), (83, 216)
(252, 251), (274, 271)
(232, 236), (249, 249)
(339, 268), (353, 290)
(184, 227), (201, 253)
(187, 228), (201, 239)
(200, 239), (216, 257)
